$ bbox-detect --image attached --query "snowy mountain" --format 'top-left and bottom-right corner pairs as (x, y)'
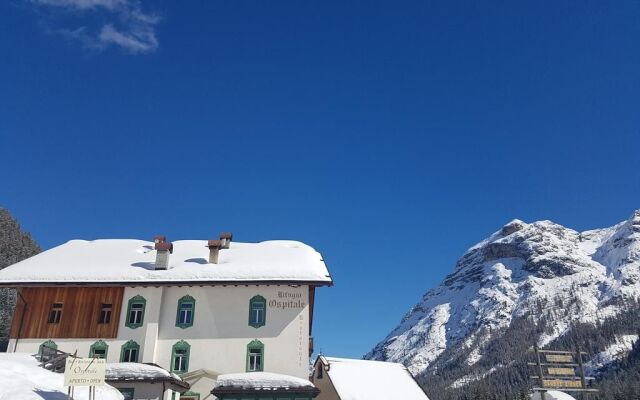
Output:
(366, 210), (640, 399)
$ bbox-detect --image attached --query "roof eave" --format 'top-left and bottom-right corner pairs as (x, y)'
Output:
(0, 279), (334, 288)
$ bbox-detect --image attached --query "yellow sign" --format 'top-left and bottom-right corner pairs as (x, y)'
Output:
(542, 379), (582, 389)
(548, 367), (576, 376)
(64, 358), (106, 386)
(545, 354), (573, 363)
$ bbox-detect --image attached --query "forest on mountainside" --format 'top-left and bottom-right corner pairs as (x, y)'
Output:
(418, 302), (640, 400)
(0, 208), (40, 351)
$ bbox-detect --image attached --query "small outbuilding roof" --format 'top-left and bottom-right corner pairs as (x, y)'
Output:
(314, 356), (430, 400)
(0, 239), (332, 286)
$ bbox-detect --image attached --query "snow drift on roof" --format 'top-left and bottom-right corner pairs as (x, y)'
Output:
(214, 372), (315, 390)
(0, 239), (332, 284)
(321, 357), (430, 400)
(106, 363), (172, 379)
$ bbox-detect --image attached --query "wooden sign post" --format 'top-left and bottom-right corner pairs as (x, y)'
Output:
(528, 344), (598, 398)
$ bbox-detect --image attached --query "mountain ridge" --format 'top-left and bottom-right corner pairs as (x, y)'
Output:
(366, 210), (640, 399)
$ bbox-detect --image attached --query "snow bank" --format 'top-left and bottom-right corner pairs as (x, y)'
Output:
(323, 357), (429, 400)
(0, 239), (332, 284)
(0, 353), (123, 400)
(529, 390), (577, 400)
(214, 372), (315, 389)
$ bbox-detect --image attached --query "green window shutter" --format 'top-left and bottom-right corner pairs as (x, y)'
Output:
(248, 295), (266, 328)
(175, 295), (196, 329)
(246, 339), (264, 372)
(171, 340), (191, 373)
(120, 340), (140, 362)
(38, 340), (57, 359)
(89, 340), (109, 359)
(181, 391), (201, 400)
(125, 295), (146, 329)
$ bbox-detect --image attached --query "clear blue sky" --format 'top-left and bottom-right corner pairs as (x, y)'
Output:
(1, 1), (639, 359)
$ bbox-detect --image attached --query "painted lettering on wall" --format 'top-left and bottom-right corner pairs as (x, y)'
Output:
(268, 291), (306, 310)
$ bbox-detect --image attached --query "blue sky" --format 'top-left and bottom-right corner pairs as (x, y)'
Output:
(1, 1), (639, 358)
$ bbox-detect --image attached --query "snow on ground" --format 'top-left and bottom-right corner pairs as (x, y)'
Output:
(0, 353), (123, 400)
(529, 390), (577, 400)
(324, 357), (429, 400)
(0, 239), (332, 284)
(214, 372), (315, 389)
(449, 366), (500, 389)
(588, 334), (639, 372)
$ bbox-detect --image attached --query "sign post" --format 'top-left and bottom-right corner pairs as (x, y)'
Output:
(528, 347), (598, 397)
(64, 357), (106, 400)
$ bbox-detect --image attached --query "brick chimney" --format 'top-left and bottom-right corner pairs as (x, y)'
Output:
(219, 232), (233, 249)
(155, 241), (173, 270)
(207, 240), (221, 264)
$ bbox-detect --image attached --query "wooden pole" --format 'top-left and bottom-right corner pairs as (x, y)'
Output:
(534, 344), (546, 400)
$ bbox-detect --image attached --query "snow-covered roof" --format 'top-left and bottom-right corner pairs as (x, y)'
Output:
(214, 372), (315, 390)
(211, 372), (318, 397)
(0, 239), (332, 285)
(106, 362), (189, 391)
(318, 357), (430, 400)
(0, 353), (123, 400)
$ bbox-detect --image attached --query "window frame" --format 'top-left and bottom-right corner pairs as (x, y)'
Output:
(48, 302), (63, 324)
(120, 340), (140, 362)
(38, 340), (58, 359)
(175, 295), (196, 329)
(89, 340), (109, 359)
(118, 388), (135, 400)
(171, 340), (191, 374)
(248, 295), (266, 328)
(125, 295), (146, 329)
(246, 339), (264, 372)
(98, 303), (113, 324)
(180, 392), (200, 400)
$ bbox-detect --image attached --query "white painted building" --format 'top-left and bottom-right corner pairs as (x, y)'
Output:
(0, 235), (332, 400)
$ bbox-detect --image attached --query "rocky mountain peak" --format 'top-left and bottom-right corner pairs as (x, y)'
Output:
(366, 210), (640, 396)
(499, 219), (526, 237)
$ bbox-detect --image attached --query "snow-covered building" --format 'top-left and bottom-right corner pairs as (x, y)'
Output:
(0, 234), (332, 400)
(311, 356), (430, 400)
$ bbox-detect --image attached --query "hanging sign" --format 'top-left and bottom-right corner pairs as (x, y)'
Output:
(64, 358), (106, 386)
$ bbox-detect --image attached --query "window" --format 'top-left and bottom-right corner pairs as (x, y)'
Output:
(171, 340), (190, 373)
(180, 392), (200, 400)
(120, 340), (140, 362)
(246, 340), (264, 372)
(176, 295), (196, 328)
(48, 303), (63, 324)
(38, 340), (57, 360)
(248, 295), (266, 328)
(89, 340), (108, 359)
(125, 295), (146, 329)
(98, 303), (113, 324)
(119, 388), (135, 400)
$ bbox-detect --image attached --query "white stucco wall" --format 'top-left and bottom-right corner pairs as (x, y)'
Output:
(108, 381), (167, 400)
(11, 284), (311, 399)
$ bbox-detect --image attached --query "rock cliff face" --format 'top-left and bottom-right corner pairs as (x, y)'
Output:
(366, 211), (640, 398)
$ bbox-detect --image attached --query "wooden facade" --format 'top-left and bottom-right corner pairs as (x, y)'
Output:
(10, 287), (124, 339)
